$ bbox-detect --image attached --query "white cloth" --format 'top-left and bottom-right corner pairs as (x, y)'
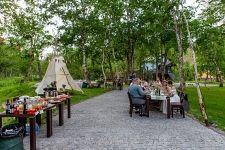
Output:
(149, 94), (168, 114)
(170, 94), (180, 103)
(149, 89), (180, 114)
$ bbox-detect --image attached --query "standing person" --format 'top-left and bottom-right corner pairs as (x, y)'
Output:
(128, 78), (147, 114)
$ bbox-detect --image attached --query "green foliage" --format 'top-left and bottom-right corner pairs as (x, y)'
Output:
(183, 62), (194, 81)
(186, 86), (225, 131)
(0, 77), (36, 102)
(1, 0), (225, 83)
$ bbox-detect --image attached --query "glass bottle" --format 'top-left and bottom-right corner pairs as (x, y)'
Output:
(6, 99), (11, 114)
(23, 98), (27, 114)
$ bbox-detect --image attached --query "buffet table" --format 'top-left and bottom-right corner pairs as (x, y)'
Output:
(48, 96), (71, 126)
(0, 104), (55, 150)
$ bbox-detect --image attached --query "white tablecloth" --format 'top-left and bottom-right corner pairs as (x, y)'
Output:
(147, 94), (180, 114)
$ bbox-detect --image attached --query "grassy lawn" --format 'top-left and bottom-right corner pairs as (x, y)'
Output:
(0, 77), (36, 110)
(186, 86), (225, 131)
(0, 77), (111, 126)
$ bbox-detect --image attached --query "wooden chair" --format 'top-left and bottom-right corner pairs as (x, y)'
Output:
(170, 92), (187, 118)
(127, 92), (145, 117)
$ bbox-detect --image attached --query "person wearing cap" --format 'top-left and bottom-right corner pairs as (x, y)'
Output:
(128, 78), (147, 114)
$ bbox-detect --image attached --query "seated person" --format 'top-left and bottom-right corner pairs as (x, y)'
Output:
(168, 80), (180, 103)
(161, 80), (180, 102)
(128, 78), (147, 113)
(168, 80), (176, 95)
(160, 80), (171, 96)
(155, 78), (162, 87)
(141, 80), (150, 92)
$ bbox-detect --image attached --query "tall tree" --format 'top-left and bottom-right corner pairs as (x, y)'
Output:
(172, 3), (185, 91)
(182, 5), (209, 126)
(2, 1), (52, 80)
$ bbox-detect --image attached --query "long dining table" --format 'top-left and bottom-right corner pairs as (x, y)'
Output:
(146, 94), (171, 118)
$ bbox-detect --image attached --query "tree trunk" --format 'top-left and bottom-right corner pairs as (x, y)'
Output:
(216, 67), (223, 87)
(101, 48), (106, 88)
(127, 34), (134, 76)
(25, 37), (34, 81)
(25, 58), (34, 81)
(126, 2), (134, 79)
(81, 0), (90, 85)
(155, 53), (159, 80)
(107, 54), (113, 81)
(81, 35), (90, 84)
(183, 10), (209, 127)
(219, 76), (224, 87)
(173, 10), (185, 91)
(36, 53), (42, 81)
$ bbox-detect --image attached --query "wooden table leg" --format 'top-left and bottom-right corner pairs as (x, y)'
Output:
(19, 117), (27, 136)
(167, 96), (170, 119)
(67, 98), (71, 118)
(146, 96), (150, 117)
(30, 117), (36, 150)
(36, 114), (42, 127)
(58, 103), (64, 126)
(46, 109), (53, 137)
(0, 117), (2, 128)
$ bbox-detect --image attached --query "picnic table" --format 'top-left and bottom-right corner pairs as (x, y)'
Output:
(0, 95), (71, 150)
(0, 104), (55, 150)
(48, 95), (71, 126)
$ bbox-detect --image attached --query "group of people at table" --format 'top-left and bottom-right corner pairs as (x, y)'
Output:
(128, 78), (180, 115)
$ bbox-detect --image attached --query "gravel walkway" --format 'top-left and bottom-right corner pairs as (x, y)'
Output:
(24, 89), (225, 150)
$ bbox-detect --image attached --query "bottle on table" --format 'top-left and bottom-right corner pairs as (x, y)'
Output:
(6, 99), (11, 114)
(23, 98), (27, 114)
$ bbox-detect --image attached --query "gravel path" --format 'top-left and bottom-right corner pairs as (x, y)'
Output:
(24, 89), (225, 150)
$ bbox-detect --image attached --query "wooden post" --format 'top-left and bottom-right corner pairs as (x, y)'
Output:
(36, 114), (42, 127)
(146, 95), (150, 117)
(58, 103), (64, 126)
(167, 96), (170, 119)
(0, 117), (2, 128)
(67, 98), (71, 118)
(46, 109), (53, 137)
(29, 117), (36, 150)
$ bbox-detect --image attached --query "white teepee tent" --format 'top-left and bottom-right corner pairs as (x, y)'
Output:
(35, 56), (83, 94)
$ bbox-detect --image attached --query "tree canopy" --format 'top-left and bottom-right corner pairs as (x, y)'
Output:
(0, 0), (224, 83)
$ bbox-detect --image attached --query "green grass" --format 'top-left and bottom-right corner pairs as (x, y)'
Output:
(0, 77), (36, 110)
(70, 88), (111, 104)
(186, 86), (225, 131)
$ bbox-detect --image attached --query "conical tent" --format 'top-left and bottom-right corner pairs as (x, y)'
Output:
(35, 56), (83, 94)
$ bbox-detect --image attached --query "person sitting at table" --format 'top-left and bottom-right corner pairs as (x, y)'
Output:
(141, 80), (150, 92)
(160, 80), (171, 96)
(128, 78), (147, 114)
(153, 78), (162, 88)
(167, 80), (180, 103)
(161, 80), (180, 102)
